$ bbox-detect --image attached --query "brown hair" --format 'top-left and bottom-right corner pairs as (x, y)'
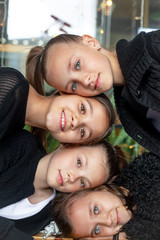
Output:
(26, 34), (81, 95)
(51, 141), (128, 237)
(61, 139), (127, 182)
(25, 89), (115, 146)
(26, 34), (115, 146)
(52, 184), (132, 238)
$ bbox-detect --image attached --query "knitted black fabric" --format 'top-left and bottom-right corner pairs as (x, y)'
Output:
(0, 67), (29, 140)
(117, 152), (160, 239)
(114, 30), (160, 156)
(0, 67), (52, 237)
(0, 129), (46, 208)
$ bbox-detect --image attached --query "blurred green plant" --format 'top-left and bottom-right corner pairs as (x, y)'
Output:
(46, 131), (60, 152)
(24, 125), (60, 153)
(107, 125), (142, 162)
(106, 90), (144, 162)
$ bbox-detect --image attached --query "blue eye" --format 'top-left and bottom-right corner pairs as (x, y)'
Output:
(80, 178), (85, 188)
(81, 104), (85, 114)
(75, 60), (80, 70)
(72, 82), (77, 92)
(77, 158), (81, 167)
(94, 206), (99, 215)
(80, 128), (85, 138)
(94, 225), (100, 235)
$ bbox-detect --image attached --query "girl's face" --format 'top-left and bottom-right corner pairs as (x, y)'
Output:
(47, 145), (108, 192)
(68, 190), (131, 238)
(46, 37), (113, 96)
(46, 94), (109, 143)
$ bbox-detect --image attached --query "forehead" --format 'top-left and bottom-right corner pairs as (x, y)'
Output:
(69, 193), (91, 237)
(47, 41), (83, 60)
(69, 191), (106, 237)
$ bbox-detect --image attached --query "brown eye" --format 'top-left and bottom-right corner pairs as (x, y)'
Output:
(81, 128), (85, 138)
(77, 158), (81, 167)
(80, 178), (85, 188)
(81, 104), (85, 114)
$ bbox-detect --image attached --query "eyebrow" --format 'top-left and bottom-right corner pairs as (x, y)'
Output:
(85, 99), (93, 140)
(88, 203), (94, 237)
(64, 61), (72, 91)
(86, 99), (93, 114)
(84, 156), (92, 188)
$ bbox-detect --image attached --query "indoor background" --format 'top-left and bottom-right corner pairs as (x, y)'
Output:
(0, 0), (160, 159)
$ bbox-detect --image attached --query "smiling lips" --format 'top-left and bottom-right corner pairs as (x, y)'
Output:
(60, 110), (66, 131)
(95, 74), (101, 90)
(58, 171), (63, 186)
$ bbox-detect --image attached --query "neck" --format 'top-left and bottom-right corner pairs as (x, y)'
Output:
(34, 153), (53, 190)
(101, 47), (125, 86)
(28, 153), (54, 204)
(25, 85), (55, 129)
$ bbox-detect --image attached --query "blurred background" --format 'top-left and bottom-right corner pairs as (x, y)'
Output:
(0, 0), (160, 159)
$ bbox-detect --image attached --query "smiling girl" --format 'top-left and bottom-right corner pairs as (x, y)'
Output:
(0, 67), (125, 239)
(52, 151), (160, 240)
(26, 30), (160, 155)
(2, 66), (115, 145)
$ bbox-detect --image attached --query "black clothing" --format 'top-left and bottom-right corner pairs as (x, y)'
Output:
(0, 67), (52, 239)
(114, 30), (160, 156)
(118, 152), (160, 239)
(0, 217), (33, 240)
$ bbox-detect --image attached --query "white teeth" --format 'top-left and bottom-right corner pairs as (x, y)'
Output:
(62, 111), (65, 129)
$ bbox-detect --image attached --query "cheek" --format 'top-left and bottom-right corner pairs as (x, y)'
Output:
(63, 132), (79, 143)
(91, 173), (107, 187)
(47, 169), (56, 187)
(66, 184), (78, 192)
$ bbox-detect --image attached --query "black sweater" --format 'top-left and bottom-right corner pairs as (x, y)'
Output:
(0, 67), (52, 239)
(118, 152), (160, 239)
(114, 30), (160, 156)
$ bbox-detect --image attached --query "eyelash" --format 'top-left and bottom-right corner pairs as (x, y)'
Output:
(94, 225), (100, 235)
(93, 206), (100, 236)
(72, 82), (77, 92)
(80, 103), (86, 138)
(80, 128), (85, 138)
(75, 60), (80, 70)
(80, 178), (85, 188)
(94, 205), (99, 215)
(81, 104), (85, 114)
(77, 158), (81, 167)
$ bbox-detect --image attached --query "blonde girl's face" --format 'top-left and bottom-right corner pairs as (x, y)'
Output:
(45, 36), (114, 96)
(46, 94), (109, 143)
(47, 145), (109, 192)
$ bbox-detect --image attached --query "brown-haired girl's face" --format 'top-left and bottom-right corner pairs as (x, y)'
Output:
(45, 38), (114, 96)
(46, 94), (109, 143)
(68, 190), (131, 238)
(47, 145), (108, 192)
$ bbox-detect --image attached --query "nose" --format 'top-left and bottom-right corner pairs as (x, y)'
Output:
(105, 213), (112, 226)
(66, 171), (75, 183)
(83, 75), (91, 86)
(83, 75), (95, 90)
(99, 212), (112, 226)
(71, 114), (79, 130)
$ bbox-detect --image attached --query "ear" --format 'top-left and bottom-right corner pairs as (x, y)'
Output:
(82, 34), (101, 51)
